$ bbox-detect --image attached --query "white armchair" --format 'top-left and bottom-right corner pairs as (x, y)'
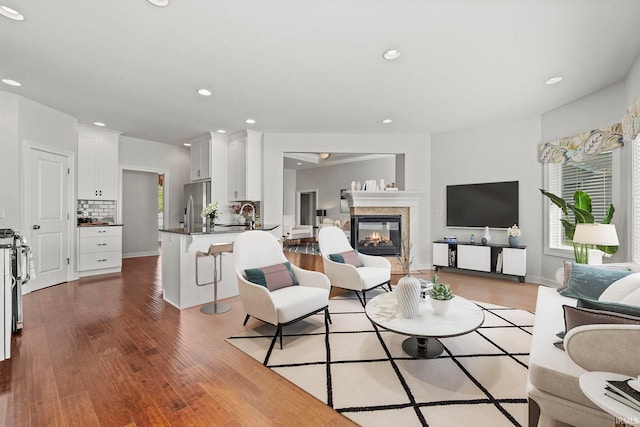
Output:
(318, 226), (391, 305)
(282, 214), (313, 240)
(233, 231), (331, 364)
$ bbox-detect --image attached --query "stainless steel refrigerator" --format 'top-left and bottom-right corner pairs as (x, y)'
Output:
(184, 180), (211, 230)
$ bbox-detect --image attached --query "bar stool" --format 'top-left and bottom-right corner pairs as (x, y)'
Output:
(195, 242), (234, 314)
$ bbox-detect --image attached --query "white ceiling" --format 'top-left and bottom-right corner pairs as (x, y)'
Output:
(1, 0), (640, 146)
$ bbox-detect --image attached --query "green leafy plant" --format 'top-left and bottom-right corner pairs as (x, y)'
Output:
(429, 275), (454, 300)
(539, 189), (617, 263)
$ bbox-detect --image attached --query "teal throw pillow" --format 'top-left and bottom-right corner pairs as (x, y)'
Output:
(577, 298), (640, 317)
(245, 262), (299, 291)
(559, 263), (633, 300)
(329, 251), (362, 267)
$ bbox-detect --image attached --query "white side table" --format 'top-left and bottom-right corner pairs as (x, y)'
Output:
(579, 372), (640, 427)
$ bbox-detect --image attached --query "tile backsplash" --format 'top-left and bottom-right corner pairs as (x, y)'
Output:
(77, 199), (117, 222)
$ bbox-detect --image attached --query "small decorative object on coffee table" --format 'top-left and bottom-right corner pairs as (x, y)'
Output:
(395, 242), (420, 318)
(429, 275), (454, 315)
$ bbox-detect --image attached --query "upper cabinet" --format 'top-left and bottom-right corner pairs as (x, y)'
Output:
(77, 126), (121, 200)
(228, 130), (262, 201)
(189, 135), (211, 181)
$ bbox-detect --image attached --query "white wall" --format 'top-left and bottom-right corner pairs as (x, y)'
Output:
(283, 168), (296, 215)
(294, 156), (396, 221)
(122, 170), (159, 257)
(263, 133), (431, 267)
(431, 117), (543, 283)
(0, 92), (20, 229)
(540, 82), (629, 281)
(119, 136), (190, 228)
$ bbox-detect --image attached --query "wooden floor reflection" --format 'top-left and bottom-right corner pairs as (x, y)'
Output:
(0, 251), (539, 426)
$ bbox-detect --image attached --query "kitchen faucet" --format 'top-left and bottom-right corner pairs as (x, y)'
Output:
(239, 203), (256, 228)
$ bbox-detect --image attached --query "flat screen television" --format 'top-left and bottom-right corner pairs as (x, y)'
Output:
(446, 181), (519, 228)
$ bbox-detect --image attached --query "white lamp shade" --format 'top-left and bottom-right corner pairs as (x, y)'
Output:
(573, 223), (619, 246)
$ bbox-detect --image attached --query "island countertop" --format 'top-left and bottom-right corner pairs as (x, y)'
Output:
(160, 224), (279, 236)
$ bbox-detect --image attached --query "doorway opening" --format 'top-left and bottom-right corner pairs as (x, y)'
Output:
(297, 190), (317, 226)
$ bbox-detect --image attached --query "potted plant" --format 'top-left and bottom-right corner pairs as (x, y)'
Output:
(201, 202), (221, 229)
(539, 189), (617, 263)
(429, 275), (454, 315)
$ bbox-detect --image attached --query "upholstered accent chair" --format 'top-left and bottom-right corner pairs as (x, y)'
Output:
(282, 214), (313, 240)
(233, 231), (331, 362)
(318, 226), (392, 305)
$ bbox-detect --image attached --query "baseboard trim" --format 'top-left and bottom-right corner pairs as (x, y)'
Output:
(122, 251), (160, 259)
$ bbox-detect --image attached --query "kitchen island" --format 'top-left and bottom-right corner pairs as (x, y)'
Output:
(160, 224), (280, 310)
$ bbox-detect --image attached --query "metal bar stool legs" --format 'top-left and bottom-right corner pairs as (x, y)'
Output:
(196, 243), (234, 314)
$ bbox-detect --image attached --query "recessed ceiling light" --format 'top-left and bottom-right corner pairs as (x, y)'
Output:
(183, 143), (191, 147)
(0, 5), (25, 21)
(545, 76), (563, 85)
(93, 122), (106, 127)
(382, 119), (393, 124)
(197, 88), (212, 96)
(297, 162), (302, 166)
(245, 119), (256, 124)
(216, 129), (226, 134)
(319, 152), (331, 160)
(1, 78), (21, 87)
(383, 49), (400, 60)
(146, 0), (169, 6)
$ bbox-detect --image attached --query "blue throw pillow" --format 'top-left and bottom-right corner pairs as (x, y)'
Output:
(577, 298), (640, 317)
(559, 263), (633, 300)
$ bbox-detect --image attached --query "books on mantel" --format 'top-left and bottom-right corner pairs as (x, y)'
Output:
(605, 379), (640, 413)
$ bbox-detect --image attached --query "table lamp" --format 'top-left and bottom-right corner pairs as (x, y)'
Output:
(572, 223), (619, 264)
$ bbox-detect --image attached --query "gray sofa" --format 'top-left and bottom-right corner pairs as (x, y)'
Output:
(527, 263), (640, 427)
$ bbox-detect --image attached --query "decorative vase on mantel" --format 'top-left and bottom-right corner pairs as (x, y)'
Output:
(396, 275), (421, 319)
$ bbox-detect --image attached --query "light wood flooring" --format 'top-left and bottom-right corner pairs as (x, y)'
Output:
(0, 252), (539, 426)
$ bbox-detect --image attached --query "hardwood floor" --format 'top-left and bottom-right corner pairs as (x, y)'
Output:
(0, 252), (539, 426)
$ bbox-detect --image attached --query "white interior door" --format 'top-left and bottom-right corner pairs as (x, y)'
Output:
(28, 148), (70, 291)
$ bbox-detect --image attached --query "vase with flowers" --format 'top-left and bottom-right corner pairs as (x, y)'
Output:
(507, 224), (521, 248)
(201, 202), (221, 230)
(395, 240), (421, 319)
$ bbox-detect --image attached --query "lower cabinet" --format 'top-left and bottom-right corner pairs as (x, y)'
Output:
(432, 241), (526, 283)
(78, 226), (122, 276)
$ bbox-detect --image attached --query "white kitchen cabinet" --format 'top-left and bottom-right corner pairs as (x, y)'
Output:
(228, 130), (262, 201)
(78, 226), (122, 276)
(189, 135), (211, 181)
(78, 125), (121, 200)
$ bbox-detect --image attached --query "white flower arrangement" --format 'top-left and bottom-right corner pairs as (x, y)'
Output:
(201, 202), (222, 219)
(507, 224), (521, 237)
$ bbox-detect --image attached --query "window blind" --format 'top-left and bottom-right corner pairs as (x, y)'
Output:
(547, 151), (613, 249)
(633, 138), (640, 262)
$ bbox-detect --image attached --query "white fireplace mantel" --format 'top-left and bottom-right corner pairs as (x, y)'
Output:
(346, 190), (422, 208)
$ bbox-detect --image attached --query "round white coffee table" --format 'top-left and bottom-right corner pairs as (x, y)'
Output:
(365, 292), (485, 358)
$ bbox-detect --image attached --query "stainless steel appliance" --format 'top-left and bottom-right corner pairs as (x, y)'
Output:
(183, 180), (211, 230)
(0, 228), (31, 361)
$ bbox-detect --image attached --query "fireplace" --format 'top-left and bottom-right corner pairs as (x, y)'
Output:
(351, 215), (402, 256)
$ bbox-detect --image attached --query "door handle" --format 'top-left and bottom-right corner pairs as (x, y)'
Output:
(32, 225), (41, 230)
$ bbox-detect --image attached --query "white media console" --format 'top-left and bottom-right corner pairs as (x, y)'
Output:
(432, 241), (526, 283)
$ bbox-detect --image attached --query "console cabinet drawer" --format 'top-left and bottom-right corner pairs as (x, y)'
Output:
(79, 226), (122, 238)
(80, 236), (121, 253)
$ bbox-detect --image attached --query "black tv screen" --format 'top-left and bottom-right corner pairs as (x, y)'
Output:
(446, 181), (519, 228)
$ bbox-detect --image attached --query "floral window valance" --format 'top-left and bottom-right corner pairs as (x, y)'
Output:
(623, 95), (640, 142)
(538, 123), (623, 164)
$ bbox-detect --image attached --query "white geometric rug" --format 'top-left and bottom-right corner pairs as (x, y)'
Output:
(227, 289), (534, 427)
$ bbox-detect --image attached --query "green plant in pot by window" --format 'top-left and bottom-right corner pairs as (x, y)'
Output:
(539, 189), (617, 263)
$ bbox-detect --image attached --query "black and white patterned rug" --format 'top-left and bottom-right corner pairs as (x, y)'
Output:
(282, 242), (320, 255)
(227, 289), (534, 427)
